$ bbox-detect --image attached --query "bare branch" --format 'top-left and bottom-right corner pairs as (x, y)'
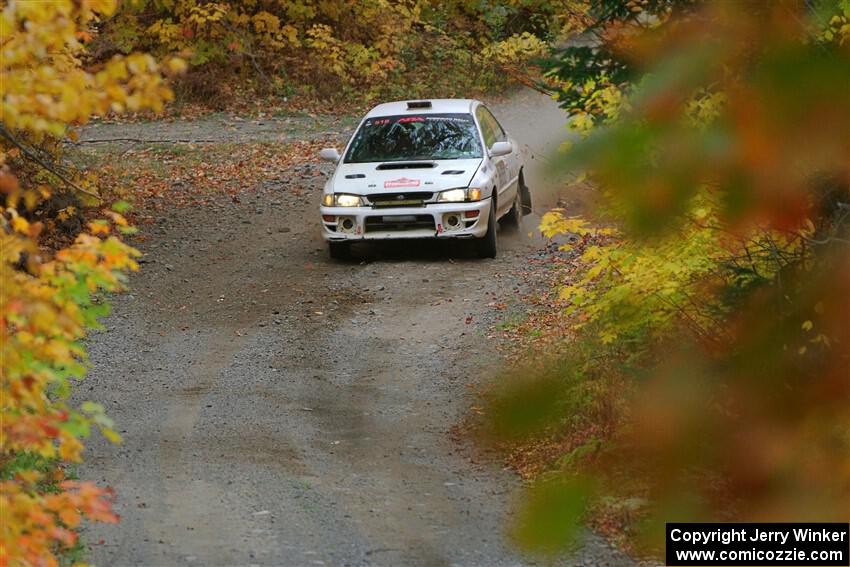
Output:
(68, 137), (217, 144)
(0, 126), (101, 200)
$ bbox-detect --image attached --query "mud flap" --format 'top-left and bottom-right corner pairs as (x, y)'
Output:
(520, 180), (532, 215)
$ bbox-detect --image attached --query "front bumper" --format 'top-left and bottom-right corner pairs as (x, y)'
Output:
(320, 199), (491, 241)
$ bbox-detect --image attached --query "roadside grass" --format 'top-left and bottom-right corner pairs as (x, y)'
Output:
(271, 108), (311, 120)
(66, 104), (363, 210)
(140, 143), (196, 157)
(495, 320), (519, 332)
(65, 136), (344, 215)
(0, 452), (76, 493)
(58, 539), (87, 567)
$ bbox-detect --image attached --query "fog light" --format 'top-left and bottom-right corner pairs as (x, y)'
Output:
(336, 216), (356, 233)
(443, 213), (463, 231)
(464, 210), (480, 218)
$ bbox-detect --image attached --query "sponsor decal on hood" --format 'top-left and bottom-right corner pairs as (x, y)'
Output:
(384, 177), (420, 189)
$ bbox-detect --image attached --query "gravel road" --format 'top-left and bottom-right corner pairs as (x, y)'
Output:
(77, 90), (633, 566)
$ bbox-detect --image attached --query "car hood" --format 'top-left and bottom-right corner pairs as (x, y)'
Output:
(332, 159), (482, 195)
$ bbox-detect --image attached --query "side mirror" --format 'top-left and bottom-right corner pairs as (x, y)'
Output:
(489, 141), (513, 157)
(320, 148), (341, 162)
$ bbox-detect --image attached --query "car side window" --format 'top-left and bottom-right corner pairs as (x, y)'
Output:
(480, 107), (506, 143)
(476, 106), (497, 149)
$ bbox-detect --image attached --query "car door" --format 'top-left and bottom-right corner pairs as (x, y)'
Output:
(492, 116), (521, 190)
(476, 106), (517, 217)
(475, 106), (504, 215)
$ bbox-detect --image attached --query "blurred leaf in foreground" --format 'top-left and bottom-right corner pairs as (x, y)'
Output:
(486, 0), (850, 558)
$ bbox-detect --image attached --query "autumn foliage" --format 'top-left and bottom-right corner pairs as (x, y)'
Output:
(1, 2), (177, 564)
(92, 0), (562, 104)
(485, 0), (850, 556)
(4, 0), (848, 563)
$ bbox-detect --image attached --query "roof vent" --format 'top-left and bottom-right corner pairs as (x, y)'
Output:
(406, 101), (432, 109)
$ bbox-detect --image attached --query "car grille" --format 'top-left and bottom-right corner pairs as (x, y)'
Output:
(365, 215), (435, 232)
(366, 192), (434, 208)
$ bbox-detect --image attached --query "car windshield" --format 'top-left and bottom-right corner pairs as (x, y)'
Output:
(344, 113), (482, 163)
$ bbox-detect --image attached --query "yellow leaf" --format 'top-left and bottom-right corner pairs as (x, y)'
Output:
(600, 330), (618, 344)
(102, 428), (122, 444)
(88, 221), (111, 235)
(59, 436), (84, 461)
(168, 57), (188, 74)
(12, 215), (30, 234)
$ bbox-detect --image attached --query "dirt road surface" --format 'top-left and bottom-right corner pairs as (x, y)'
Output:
(78, 90), (633, 566)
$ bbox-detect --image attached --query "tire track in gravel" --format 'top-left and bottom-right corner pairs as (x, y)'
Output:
(157, 331), (251, 563)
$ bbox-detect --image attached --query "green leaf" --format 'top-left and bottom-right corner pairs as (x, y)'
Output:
(111, 200), (132, 213)
(510, 475), (593, 554)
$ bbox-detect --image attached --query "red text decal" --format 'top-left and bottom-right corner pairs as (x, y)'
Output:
(384, 177), (420, 188)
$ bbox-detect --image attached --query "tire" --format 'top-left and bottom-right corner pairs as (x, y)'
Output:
(500, 191), (521, 229)
(519, 171), (532, 215)
(475, 199), (498, 259)
(328, 241), (351, 260)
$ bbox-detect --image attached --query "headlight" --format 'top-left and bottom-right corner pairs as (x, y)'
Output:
(324, 193), (363, 207)
(437, 188), (482, 203)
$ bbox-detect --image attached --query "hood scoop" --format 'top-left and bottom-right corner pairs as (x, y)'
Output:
(344, 173), (366, 179)
(376, 162), (436, 170)
(442, 170), (465, 175)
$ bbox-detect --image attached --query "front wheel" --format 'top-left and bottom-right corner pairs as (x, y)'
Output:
(475, 199), (498, 259)
(328, 241), (351, 260)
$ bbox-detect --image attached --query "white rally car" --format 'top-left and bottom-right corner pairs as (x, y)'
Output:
(318, 99), (531, 259)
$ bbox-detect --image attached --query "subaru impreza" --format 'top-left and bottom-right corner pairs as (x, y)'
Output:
(319, 99), (531, 259)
